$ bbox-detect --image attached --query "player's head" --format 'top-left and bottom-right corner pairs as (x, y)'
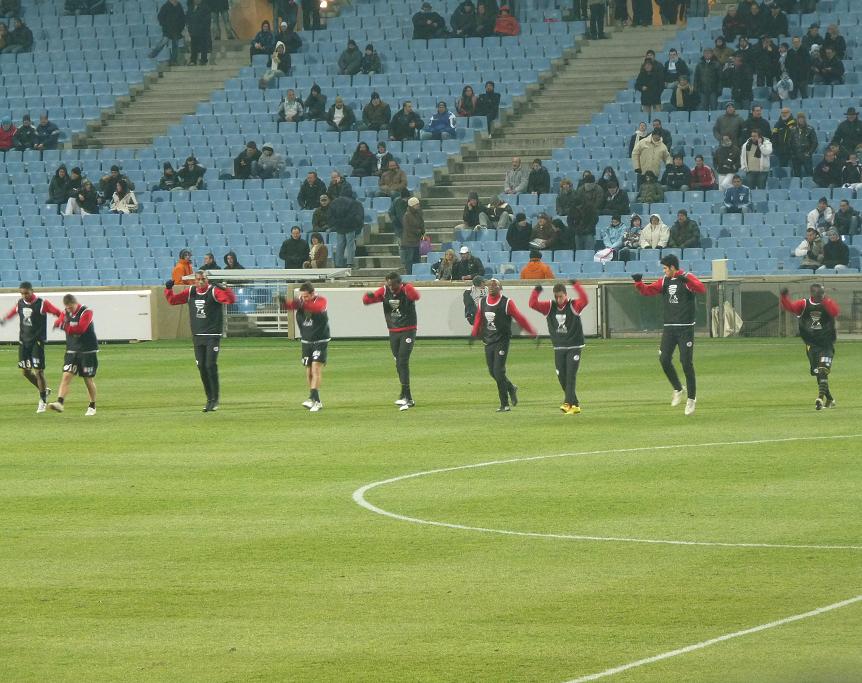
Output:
(810, 283), (825, 302)
(660, 254), (680, 277)
(298, 281), (315, 302)
(62, 294), (77, 312)
(385, 272), (402, 291)
(194, 269), (209, 288)
(19, 281), (33, 298)
(487, 278), (501, 296)
(552, 283), (567, 306)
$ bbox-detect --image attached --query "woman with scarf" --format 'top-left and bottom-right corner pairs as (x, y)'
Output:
(304, 232), (328, 269)
(109, 179), (139, 214)
(628, 122), (649, 156)
(349, 142), (376, 178)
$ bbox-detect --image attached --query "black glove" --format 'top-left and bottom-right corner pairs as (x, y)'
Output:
(780, 288), (789, 297)
(533, 284), (543, 293)
(165, 279), (174, 289)
(631, 273), (643, 282)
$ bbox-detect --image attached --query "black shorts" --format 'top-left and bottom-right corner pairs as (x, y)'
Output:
(302, 341), (328, 366)
(806, 343), (834, 375)
(63, 351), (98, 378)
(18, 340), (46, 370)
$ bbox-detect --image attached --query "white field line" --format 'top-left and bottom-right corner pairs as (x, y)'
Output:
(563, 594), (862, 683)
(352, 433), (862, 550)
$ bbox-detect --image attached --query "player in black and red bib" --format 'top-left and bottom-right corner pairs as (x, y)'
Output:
(281, 281), (329, 412)
(632, 254), (706, 416)
(529, 280), (589, 415)
(362, 272), (421, 411)
(47, 294), (99, 416)
(0, 281), (62, 412)
(164, 270), (237, 412)
(780, 283), (840, 410)
(470, 278), (538, 412)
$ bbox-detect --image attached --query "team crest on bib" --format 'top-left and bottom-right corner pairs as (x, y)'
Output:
(667, 284), (679, 304)
(22, 308), (33, 326)
(195, 300), (207, 318)
(485, 311), (497, 330)
(555, 314), (567, 333)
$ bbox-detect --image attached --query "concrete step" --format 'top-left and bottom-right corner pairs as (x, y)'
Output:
(354, 255), (404, 269)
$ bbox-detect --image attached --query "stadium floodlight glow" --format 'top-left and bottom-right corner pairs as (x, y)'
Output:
(320, 0), (328, 7)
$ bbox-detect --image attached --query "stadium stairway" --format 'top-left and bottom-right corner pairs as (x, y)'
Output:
(355, 23), (679, 278)
(79, 42), (250, 148)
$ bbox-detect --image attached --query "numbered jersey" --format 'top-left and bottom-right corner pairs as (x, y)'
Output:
(17, 297), (49, 344)
(481, 295), (512, 345)
(662, 275), (697, 326)
(798, 298), (836, 346)
(545, 302), (584, 349)
(187, 286), (224, 336)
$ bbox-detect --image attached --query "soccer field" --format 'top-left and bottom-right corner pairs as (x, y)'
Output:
(1, 337), (860, 682)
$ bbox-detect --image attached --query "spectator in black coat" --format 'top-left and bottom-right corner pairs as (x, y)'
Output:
(450, 0), (477, 37)
(279, 226), (310, 269)
(158, 162), (181, 190)
(349, 142), (376, 178)
(48, 165), (72, 209)
(601, 180), (630, 216)
(812, 46), (844, 85)
(752, 37), (780, 87)
(722, 6), (745, 42)
(693, 48), (722, 111)
(178, 156), (206, 190)
(275, 20), (301, 53)
(475, 80), (500, 130)
(830, 107), (862, 158)
(328, 195), (365, 268)
(785, 36), (810, 99)
(821, 229), (849, 270)
(764, 4), (788, 38)
(186, 0), (211, 65)
(297, 171), (327, 209)
(663, 48), (689, 85)
(823, 24), (846, 59)
(412, 2), (447, 39)
(813, 149), (842, 188)
(742, 105), (771, 142)
(302, 84), (327, 121)
(526, 159), (550, 195)
(452, 245), (486, 280)
(722, 55), (754, 111)
(325, 96), (355, 133)
(389, 101), (424, 141)
(233, 141), (260, 180)
(506, 213), (533, 251)
(1, 16), (31, 53)
(12, 113), (36, 150)
(149, 0), (185, 65)
(661, 153), (692, 191)
(34, 112), (60, 150)
(841, 153), (861, 186)
(635, 59), (663, 117)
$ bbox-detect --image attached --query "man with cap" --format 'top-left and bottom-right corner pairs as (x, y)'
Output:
(98, 164), (134, 204)
(362, 273), (422, 410)
(780, 283), (840, 410)
(232, 141), (260, 180)
(830, 108), (862, 159)
(275, 19), (301, 53)
(452, 245), (485, 281)
(412, 1), (447, 39)
(470, 279), (538, 412)
(423, 101), (457, 140)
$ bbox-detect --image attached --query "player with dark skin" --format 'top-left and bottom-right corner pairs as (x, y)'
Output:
(780, 283), (840, 410)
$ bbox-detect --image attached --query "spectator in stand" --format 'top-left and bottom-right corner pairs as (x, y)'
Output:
(329, 194), (365, 269)
(327, 170), (354, 200)
(588, 1), (606, 39)
(456, 85), (478, 117)
(274, 20), (301, 53)
(186, 0), (211, 66)
(813, 149), (842, 189)
(326, 96), (355, 133)
(651, 119), (672, 149)
(109, 180), (138, 214)
(572, 172), (603, 250)
(661, 153), (691, 192)
(65, 178), (98, 215)
(48, 165), (71, 210)
(713, 36), (733, 65)
(148, 0), (185, 64)
(740, 129), (772, 190)
(412, 2), (447, 39)
(178, 156), (206, 190)
(723, 55), (754, 112)
(457, 192), (483, 232)
(337, 39), (362, 76)
(297, 171), (327, 210)
(833, 200), (860, 236)
(597, 215), (625, 255)
(423, 101), (456, 140)
(668, 209), (700, 248)
(806, 197), (834, 232)
(628, 122), (649, 156)
(254, 142), (285, 179)
(753, 36), (780, 87)
(475, 81), (500, 131)
(801, 22), (825, 53)
(637, 170), (665, 203)
(602, 180), (630, 216)
(279, 226), (310, 269)
(199, 252), (217, 270)
(764, 3), (789, 38)
(374, 142), (394, 176)
(823, 24), (846, 59)
(233, 141), (260, 180)
(304, 232), (328, 269)
(301, 0), (321, 30)
(98, 165), (134, 204)
(397, 197), (424, 274)
(830, 107), (862, 159)
(663, 48), (689, 85)
(504, 156), (528, 194)
(432, 249), (456, 280)
(794, 227), (823, 270)
(259, 41), (290, 87)
(596, 166), (620, 193)
(789, 112), (817, 177)
(34, 112), (60, 150)
(474, 2), (495, 36)
(453, 245), (485, 281)
(1, 0), (20, 16)
(0, 116), (15, 152)
(1, 16), (30, 53)
(742, 104), (771, 141)
(249, 20), (274, 60)
(841, 152), (861, 186)
(785, 36), (810, 99)
(223, 251), (244, 270)
(520, 249), (555, 279)
(526, 159), (550, 196)
(722, 6), (745, 42)
(12, 113), (36, 151)
(639, 213), (670, 249)
(556, 177), (576, 217)
(771, 106), (796, 167)
(747, 2), (768, 37)
(349, 142), (376, 178)
(389, 100), (423, 141)
(451, 0), (477, 37)
(721, 174), (752, 214)
(714, 134), (741, 189)
(693, 47), (722, 111)
(277, 88), (303, 122)
(635, 59), (663, 117)
(359, 92), (391, 131)
(736, 36), (754, 68)
(494, 5), (519, 36)
(812, 45), (843, 85)
(713, 102), (744, 144)
(821, 229), (850, 271)
(531, 213), (559, 250)
(690, 155), (718, 191)
(632, 129), (671, 187)
(302, 84), (327, 121)
(507, 213), (533, 251)
(158, 162), (181, 190)
(669, 75), (696, 112)
(631, 0), (653, 27)
(378, 159), (408, 197)
(360, 44), (382, 74)
(483, 197), (513, 230)
(619, 214), (643, 262)
(774, 64), (795, 104)
(312, 194), (330, 232)
(171, 249), (193, 284)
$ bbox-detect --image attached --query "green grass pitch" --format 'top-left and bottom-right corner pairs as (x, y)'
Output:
(0, 337), (860, 682)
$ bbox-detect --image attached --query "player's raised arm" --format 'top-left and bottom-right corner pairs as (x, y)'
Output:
(41, 299), (63, 318)
(681, 271), (706, 294)
(362, 286), (385, 305)
(821, 296), (840, 318)
(164, 280), (191, 305)
(528, 284), (552, 316)
(212, 283), (237, 305)
(402, 283), (420, 301)
(779, 288), (806, 315)
(302, 295), (327, 314)
(632, 272), (663, 296)
(570, 280), (589, 313)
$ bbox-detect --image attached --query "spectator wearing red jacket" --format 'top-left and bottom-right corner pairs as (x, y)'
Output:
(494, 5), (519, 35)
(689, 154), (718, 190)
(0, 116), (16, 151)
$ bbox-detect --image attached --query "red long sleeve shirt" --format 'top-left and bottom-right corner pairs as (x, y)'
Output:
(3, 294), (63, 321)
(164, 285), (237, 306)
(634, 271), (706, 296)
(281, 295), (328, 313)
(362, 283), (420, 332)
(470, 294), (538, 338)
(528, 281), (589, 317)
(54, 305), (93, 334)
(780, 294), (840, 318)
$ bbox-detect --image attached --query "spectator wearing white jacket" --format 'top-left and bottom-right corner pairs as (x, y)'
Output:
(639, 213), (670, 249)
(806, 197), (834, 231)
(109, 180), (138, 214)
(739, 130), (773, 190)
